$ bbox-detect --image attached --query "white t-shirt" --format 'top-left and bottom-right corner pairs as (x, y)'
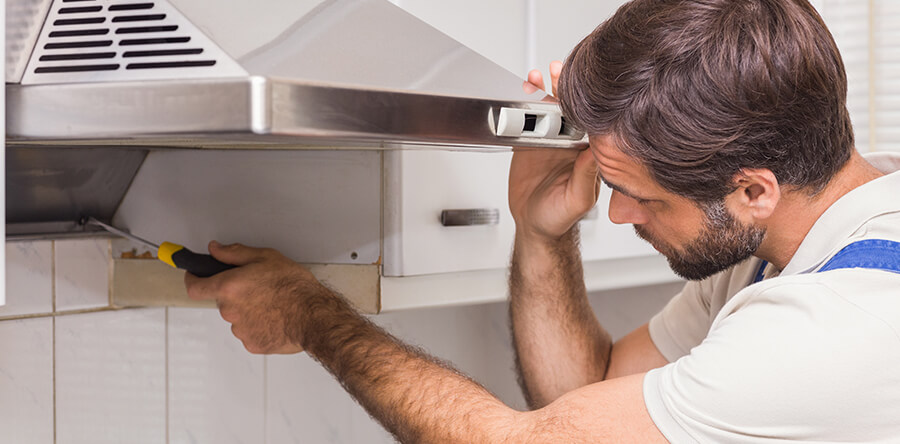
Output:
(643, 152), (900, 443)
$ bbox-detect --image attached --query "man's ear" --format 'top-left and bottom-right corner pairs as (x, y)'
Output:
(727, 169), (780, 222)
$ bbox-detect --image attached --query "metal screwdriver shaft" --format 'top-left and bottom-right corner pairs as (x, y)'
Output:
(83, 216), (235, 278)
(86, 217), (159, 250)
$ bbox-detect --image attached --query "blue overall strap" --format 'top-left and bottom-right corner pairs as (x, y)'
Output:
(818, 239), (900, 274)
(752, 260), (769, 284)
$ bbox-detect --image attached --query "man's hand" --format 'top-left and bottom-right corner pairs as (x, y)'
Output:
(509, 61), (601, 242)
(184, 241), (330, 355)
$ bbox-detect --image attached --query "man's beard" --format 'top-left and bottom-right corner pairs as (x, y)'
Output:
(634, 200), (765, 281)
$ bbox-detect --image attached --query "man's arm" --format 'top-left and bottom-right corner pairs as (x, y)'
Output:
(508, 65), (668, 409)
(185, 243), (666, 443)
(510, 227), (612, 408)
(509, 227), (669, 409)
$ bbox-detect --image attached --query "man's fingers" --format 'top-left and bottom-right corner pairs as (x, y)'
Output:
(527, 69), (546, 91)
(218, 302), (241, 324)
(184, 271), (222, 301)
(207, 241), (269, 266)
(549, 61), (563, 96)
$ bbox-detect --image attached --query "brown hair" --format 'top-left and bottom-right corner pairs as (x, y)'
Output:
(558, 0), (854, 203)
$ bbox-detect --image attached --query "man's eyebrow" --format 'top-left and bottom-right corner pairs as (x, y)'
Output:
(596, 172), (652, 202)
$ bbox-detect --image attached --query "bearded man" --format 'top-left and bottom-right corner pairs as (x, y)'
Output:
(187, 0), (900, 441)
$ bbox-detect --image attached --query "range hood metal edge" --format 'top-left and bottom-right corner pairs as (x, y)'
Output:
(6, 76), (587, 150)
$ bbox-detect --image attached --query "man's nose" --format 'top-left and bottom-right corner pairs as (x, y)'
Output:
(608, 190), (650, 225)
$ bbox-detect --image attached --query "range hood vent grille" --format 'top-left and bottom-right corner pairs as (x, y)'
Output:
(22, 0), (245, 84)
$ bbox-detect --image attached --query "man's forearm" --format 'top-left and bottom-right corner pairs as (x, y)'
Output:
(298, 289), (523, 443)
(509, 227), (613, 409)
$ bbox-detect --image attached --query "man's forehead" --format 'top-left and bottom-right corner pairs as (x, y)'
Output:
(587, 134), (640, 169)
(587, 134), (673, 200)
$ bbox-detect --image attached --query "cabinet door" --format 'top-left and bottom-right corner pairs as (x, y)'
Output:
(384, 150), (656, 277)
(383, 150), (515, 277)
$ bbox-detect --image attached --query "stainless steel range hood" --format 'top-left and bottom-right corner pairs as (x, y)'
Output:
(7, 0), (585, 149)
(6, 0), (586, 238)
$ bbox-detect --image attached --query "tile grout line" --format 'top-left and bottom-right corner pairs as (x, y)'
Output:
(263, 356), (268, 444)
(51, 240), (57, 444)
(52, 316), (57, 444)
(0, 306), (131, 322)
(165, 307), (170, 444)
(107, 239), (114, 308)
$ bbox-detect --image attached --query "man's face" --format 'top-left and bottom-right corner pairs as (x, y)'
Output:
(633, 200), (765, 280)
(589, 135), (766, 281)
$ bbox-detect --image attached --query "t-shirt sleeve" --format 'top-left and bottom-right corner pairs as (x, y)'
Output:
(642, 282), (900, 443)
(647, 279), (712, 362)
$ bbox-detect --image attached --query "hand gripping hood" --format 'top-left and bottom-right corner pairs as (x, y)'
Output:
(6, 0), (587, 149)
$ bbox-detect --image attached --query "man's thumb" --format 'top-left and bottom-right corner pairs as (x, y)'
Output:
(572, 149), (601, 202)
(207, 241), (262, 267)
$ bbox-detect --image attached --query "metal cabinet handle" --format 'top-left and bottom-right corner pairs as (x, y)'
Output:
(440, 209), (500, 227)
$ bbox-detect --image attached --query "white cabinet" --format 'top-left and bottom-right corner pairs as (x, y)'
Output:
(383, 149), (655, 277)
(383, 150), (515, 277)
(378, 149), (673, 311)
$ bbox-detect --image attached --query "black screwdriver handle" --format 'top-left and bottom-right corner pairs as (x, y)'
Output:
(158, 242), (236, 277)
(173, 247), (236, 277)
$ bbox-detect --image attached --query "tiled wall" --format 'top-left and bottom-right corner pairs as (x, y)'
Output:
(0, 239), (682, 443)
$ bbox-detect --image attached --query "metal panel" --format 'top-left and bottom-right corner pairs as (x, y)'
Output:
(7, 78), (586, 149)
(6, 78), (260, 139)
(5, 0), (52, 83)
(6, 146), (146, 226)
(21, 0), (246, 85)
(112, 149), (382, 265)
(238, 0), (536, 101)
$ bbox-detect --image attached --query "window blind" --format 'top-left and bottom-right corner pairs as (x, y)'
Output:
(817, 0), (899, 153)
(873, 1), (900, 152)
(816, 0), (871, 153)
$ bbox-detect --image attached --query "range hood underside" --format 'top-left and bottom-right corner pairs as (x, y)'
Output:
(7, 77), (586, 150)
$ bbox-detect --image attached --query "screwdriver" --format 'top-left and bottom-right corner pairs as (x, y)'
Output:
(84, 217), (236, 278)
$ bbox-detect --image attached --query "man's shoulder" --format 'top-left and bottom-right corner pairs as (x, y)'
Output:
(716, 268), (900, 330)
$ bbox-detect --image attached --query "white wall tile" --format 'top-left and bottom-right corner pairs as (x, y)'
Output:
(398, 0), (527, 77)
(2, 241), (53, 317)
(55, 308), (166, 444)
(168, 308), (265, 444)
(0, 317), (54, 444)
(266, 353), (396, 444)
(55, 238), (110, 311)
